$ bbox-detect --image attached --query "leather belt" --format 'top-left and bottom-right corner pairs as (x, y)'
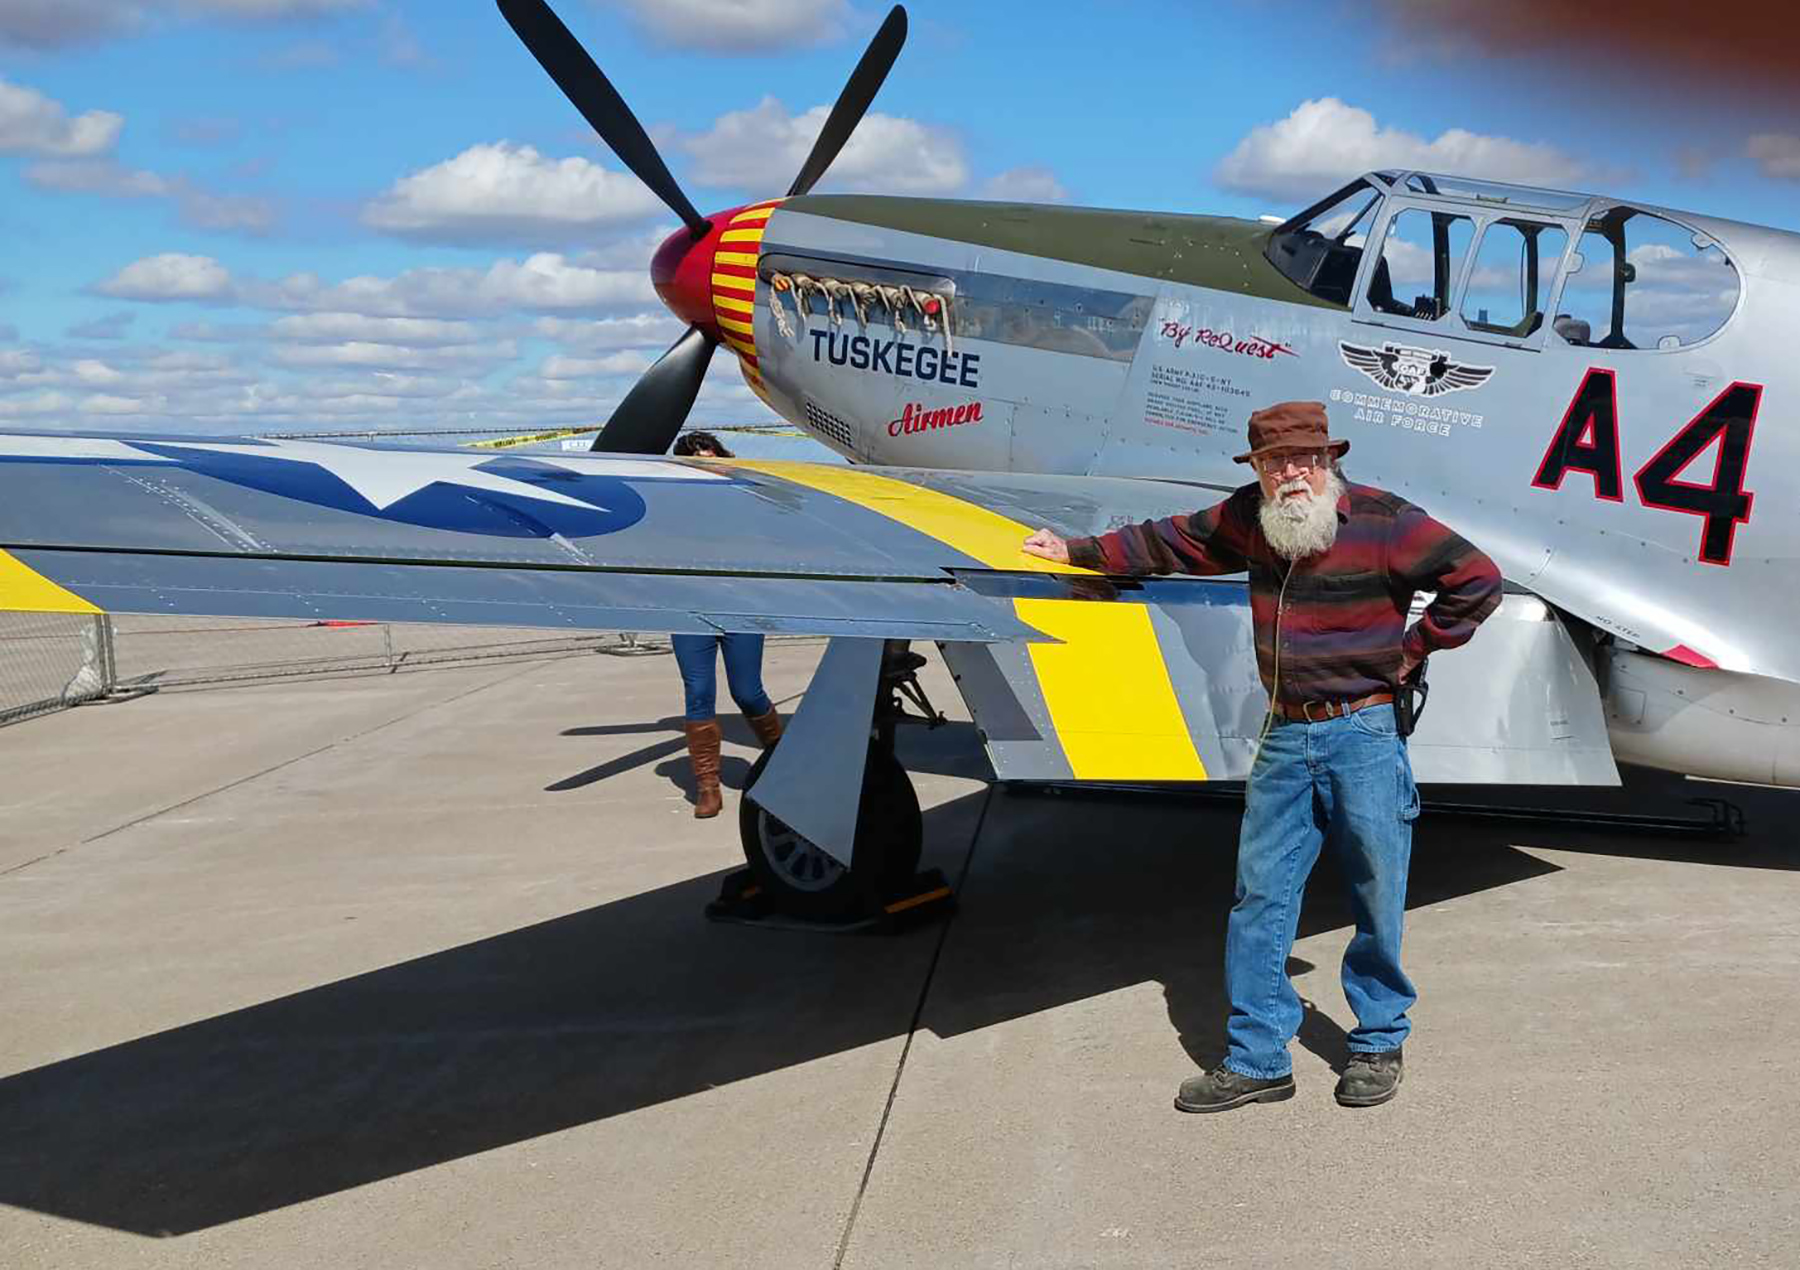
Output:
(1273, 691), (1395, 723)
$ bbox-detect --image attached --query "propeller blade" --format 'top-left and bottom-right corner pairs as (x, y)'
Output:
(497, 0), (710, 237)
(591, 326), (717, 454)
(786, 5), (908, 198)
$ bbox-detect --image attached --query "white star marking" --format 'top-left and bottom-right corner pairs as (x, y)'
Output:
(0, 436), (727, 510)
(155, 439), (606, 511)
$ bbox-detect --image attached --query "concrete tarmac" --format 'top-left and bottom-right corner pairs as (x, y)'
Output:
(2, 640), (1797, 1268)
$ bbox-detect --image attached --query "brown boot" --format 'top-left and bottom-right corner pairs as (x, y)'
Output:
(683, 719), (723, 818)
(744, 706), (783, 750)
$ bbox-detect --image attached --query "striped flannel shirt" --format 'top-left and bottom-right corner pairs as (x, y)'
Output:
(1066, 482), (1503, 711)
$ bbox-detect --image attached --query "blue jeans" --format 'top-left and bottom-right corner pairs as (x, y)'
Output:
(1224, 703), (1421, 1079)
(670, 633), (772, 722)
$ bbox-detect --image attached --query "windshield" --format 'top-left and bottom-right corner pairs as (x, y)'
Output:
(1266, 180), (1385, 307)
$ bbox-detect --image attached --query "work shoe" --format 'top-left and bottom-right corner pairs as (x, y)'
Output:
(1335, 1048), (1403, 1107)
(744, 706), (783, 750)
(683, 718), (723, 819)
(1174, 1064), (1296, 1114)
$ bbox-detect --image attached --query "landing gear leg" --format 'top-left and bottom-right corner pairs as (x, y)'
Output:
(735, 639), (943, 919)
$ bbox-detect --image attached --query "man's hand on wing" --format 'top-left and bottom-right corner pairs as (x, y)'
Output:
(1021, 528), (1070, 563)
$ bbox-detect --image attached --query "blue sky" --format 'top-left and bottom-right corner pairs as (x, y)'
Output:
(2, 0), (1796, 438)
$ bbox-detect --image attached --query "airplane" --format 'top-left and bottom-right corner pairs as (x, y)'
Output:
(3, 0), (1797, 919)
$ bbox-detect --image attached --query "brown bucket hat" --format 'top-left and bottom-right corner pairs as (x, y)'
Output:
(1232, 400), (1350, 465)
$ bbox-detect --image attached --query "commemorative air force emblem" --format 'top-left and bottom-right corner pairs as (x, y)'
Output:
(1338, 340), (1494, 397)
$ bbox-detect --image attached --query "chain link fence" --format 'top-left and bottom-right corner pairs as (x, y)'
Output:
(0, 613), (113, 726)
(0, 615), (690, 728)
(3, 615), (823, 729)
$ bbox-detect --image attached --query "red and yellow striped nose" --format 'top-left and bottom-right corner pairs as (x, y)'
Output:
(649, 199), (778, 397)
(649, 201), (776, 339)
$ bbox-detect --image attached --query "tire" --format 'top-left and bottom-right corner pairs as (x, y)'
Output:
(738, 742), (923, 919)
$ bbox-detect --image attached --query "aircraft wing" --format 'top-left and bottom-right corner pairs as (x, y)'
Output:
(0, 432), (1615, 785)
(0, 431), (1214, 645)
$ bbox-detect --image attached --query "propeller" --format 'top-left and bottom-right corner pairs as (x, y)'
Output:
(496, 0), (709, 237)
(584, 327), (715, 454)
(496, 0), (910, 454)
(787, 5), (909, 198)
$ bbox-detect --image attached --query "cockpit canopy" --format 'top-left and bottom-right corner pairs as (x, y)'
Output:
(1266, 171), (1740, 351)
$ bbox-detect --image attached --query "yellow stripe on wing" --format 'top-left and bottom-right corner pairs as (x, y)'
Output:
(0, 549), (101, 615)
(727, 462), (1096, 574)
(728, 462), (1207, 780)
(1014, 598), (1207, 780)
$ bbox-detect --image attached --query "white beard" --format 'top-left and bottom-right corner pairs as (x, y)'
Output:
(1258, 469), (1345, 560)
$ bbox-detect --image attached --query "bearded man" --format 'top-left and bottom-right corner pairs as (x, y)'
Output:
(1021, 400), (1500, 1112)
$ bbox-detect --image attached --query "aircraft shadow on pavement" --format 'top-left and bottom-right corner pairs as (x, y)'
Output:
(0, 765), (1562, 1238)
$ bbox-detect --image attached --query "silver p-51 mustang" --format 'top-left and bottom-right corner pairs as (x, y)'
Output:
(2, 1), (1792, 913)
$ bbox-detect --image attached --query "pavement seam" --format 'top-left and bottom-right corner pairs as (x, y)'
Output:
(1, 661), (546, 878)
(832, 782), (998, 1270)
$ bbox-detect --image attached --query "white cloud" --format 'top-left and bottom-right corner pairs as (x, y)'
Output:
(0, 2), (141, 49)
(0, 1), (368, 51)
(0, 79), (122, 157)
(539, 352), (653, 379)
(270, 340), (519, 372)
(170, 320), (267, 342)
(265, 254), (655, 318)
(979, 166), (1070, 203)
(94, 253), (235, 301)
(70, 359), (128, 385)
(81, 393), (151, 413)
(680, 97), (966, 195)
(25, 158), (170, 197)
(377, 10), (426, 67)
(178, 188), (277, 233)
(304, 372), (471, 401)
(178, 0), (369, 17)
(97, 250), (651, 319)
(570, 227), (677, 271)
(363, 142), (664, 246)
(143, 349), (238, 373)
(0, 349), (45, 378)
(603, 0), (849, 52)
(1747, 133), (1800, 180)
(1214, 98), (1599, 203)
(0, 391), (75, 417)
(261, 38), (338, 68)
(0, 331), (789, 432)
(24, 154), (278, 236)
(532, 313), (686, 351)
(269, 313), (479, 345)
(67, 310), (139, 340)
(168, 114), (241, 147)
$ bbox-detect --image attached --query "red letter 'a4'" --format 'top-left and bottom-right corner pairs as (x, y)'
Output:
(1538, 371), (1762, 567)
(1533, 368), (1624, 501)
(1634, 382), (1761, 567)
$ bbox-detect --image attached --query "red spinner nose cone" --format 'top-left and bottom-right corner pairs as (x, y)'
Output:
(651, 220), (720, 333)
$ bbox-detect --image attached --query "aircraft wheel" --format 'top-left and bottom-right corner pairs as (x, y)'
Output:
(739, 742), (923, 919)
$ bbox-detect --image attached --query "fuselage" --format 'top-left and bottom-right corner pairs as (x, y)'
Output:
(637, 171), (1800, 785)
(671, 175), (1799, 694)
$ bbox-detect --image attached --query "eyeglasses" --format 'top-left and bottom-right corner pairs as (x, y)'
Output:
(1254, 450), (1330, 475)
